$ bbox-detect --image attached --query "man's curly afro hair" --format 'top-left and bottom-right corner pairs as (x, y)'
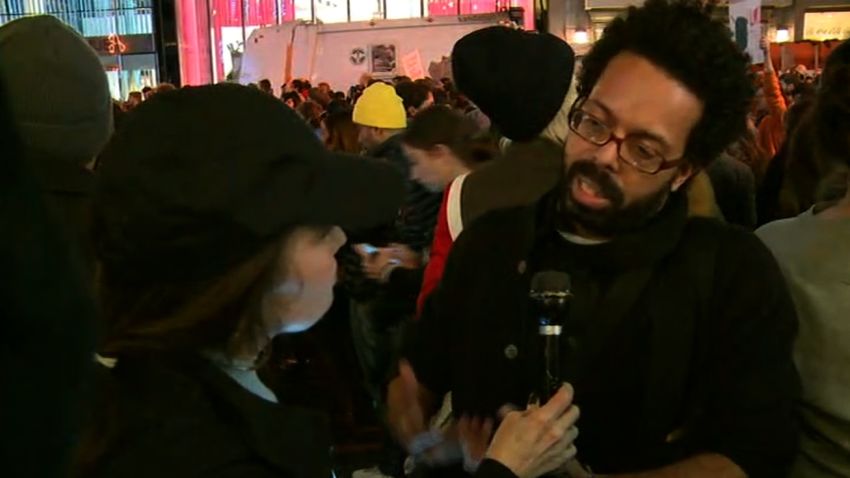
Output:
(576, 0), (754, 169)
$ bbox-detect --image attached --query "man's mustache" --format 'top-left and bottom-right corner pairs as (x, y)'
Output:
(564, 160), (624, 207)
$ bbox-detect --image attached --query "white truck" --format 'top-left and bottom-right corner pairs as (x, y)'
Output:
(239, 12), (511, 91)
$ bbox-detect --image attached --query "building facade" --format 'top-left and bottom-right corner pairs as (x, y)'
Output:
(0, 0), (158, 99)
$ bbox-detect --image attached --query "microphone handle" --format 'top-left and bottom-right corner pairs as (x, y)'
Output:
(540, 328), (570, 478)
(539, 325), (562, 403)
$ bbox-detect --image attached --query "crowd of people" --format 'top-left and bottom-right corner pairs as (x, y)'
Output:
(1, 0), (849, 477)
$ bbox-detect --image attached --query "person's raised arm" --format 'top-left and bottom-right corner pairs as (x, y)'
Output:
(761, 38), (787, 114)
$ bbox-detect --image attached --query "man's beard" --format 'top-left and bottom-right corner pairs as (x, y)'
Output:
(560, 160), (674, 238)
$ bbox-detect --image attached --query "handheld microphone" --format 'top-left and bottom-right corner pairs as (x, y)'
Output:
(530, 271), (572, 403)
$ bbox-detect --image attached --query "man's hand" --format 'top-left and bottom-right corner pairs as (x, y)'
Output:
(761, 37), (775, 73)
(458, 415), (495, 472)
(387, 360), (431, 447)
(360, 248), (400, 282)
(357, 243), (421, 282)
(388, 243), (422, 268)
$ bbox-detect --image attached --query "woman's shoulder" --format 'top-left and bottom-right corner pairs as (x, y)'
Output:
(97, 355), (332, 477)
(94, 357), (255, 473)
(110, 354), (223, 413)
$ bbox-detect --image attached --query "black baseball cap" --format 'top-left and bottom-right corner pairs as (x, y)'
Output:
(94, 84), (405, 283)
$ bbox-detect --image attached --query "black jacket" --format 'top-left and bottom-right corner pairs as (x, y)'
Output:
(28, 153), (96, 284)
(83, 354), (521, 478)
(407, 191), (800, 477)
(84, 355), (332, 478)
(707, 153), (757, 229)
(2, 89), (96, 478)
(372, 134), (442, 251)
(340, 134), (441, 313)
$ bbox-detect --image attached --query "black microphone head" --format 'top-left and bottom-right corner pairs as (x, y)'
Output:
(530, 271), (572, 320)
(530, 271), (571, 402)
(530, 270), (571, 295)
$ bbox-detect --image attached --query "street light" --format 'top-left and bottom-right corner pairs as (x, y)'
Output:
(573, 29), (589, 44)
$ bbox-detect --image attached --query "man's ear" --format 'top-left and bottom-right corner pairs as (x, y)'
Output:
(671, 162), (697, 192)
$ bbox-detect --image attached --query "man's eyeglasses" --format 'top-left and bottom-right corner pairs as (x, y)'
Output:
(567, 99), (684, 175)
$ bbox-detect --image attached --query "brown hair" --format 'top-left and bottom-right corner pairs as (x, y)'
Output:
(297, 100), (325, 130)
(155, 83), (177, 94)
(74, 236), (288, 475)
(324, 110), (360, 154)
(308, 87), (331, 108)
(401, 106), (498, 168)
(97, 238), (286, 359)
(395, 81), (432, 113)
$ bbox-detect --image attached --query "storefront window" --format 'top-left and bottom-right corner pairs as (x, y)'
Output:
(314, 0), (348, 23)
(454, 0), (533, 29)
(428, 0), (458, 17)
(386, 0), (422, 20)
(349, 0), (382, 21)
(243, 0), (278, 28)
(461, 0), (496, 14)
(178, 0), (213, 85)
(112, 53), (159, 97)
(209, 0), (243, 82)
(294, 0), (313, 20)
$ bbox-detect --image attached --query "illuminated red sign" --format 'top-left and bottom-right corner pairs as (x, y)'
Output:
(87, 34), (155, 56)
(107, 33), (128, 54)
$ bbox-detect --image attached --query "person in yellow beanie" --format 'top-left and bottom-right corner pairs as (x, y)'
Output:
(353, 82), (408, 151)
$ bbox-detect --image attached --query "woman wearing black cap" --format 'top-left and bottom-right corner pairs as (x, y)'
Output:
(73, 84), (579, 478)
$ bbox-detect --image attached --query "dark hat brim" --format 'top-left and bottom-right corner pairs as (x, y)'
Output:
(93, 84), (405, 283)
(306, 152), (405, 232)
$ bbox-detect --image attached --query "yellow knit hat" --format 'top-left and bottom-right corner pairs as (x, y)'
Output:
(353, 83), (407, 129)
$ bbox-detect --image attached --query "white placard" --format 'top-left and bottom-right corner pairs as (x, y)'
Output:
(729, 0), (764, 64)
(401, 49), (426, 80)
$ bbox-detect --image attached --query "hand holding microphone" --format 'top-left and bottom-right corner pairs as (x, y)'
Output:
(485, 384), (581, 478)
(392, 268), (581, 477)
(392, 362), (582, 478)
